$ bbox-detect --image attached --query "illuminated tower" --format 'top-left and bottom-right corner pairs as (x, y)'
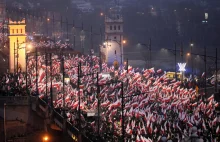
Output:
(8, 19), (26, 72)
(102, 6), (123, 64)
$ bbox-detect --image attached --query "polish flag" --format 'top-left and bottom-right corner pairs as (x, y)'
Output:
(202, 72), (205, 78)
(136, 135), (141, 142)
(157, 69), (162, 74)
(202, 119), (207, 131)
(216, 126), (220, 134)
(187, 121), (193, 128)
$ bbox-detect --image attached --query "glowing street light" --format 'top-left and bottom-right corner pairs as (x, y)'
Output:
(43, 135), (49, 141)
(123, 40), (126, 44)
(100, 12), (104, 16)
(187, 53), (190, 56)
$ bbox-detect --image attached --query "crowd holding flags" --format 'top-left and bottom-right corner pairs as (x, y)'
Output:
(0, 41), (220, 142)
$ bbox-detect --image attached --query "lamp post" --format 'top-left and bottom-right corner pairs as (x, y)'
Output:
(215, 48), (218, 92)
(14, 42), (16, 73)
(35, 45), (38, 95)
(138, 38), (152, 68)
(162, 42), (179, 81)
(189, 48), (220, 99)
(15, 41), (32, 73)
(50, 53), (53, 109)
(190, 41), (194, 79)
(80, 30), (85, 54)
(26, 54), (28, 95)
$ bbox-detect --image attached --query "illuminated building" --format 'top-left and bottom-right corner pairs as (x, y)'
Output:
(102, 6), (124, 64)
(8, 19), (26, 72)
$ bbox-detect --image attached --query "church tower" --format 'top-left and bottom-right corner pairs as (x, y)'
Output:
(8, 19), (26, 72)
(102, 6), (124, 65)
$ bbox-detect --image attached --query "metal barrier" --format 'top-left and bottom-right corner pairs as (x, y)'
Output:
(38, 98), (48, 112)
(53, 110), (64, 129)
(66, 121), (79, 141)
(66, 121), (94, 142)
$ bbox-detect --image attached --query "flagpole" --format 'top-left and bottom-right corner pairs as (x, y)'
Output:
(17, 38), (19, 73)
(45, 52), (48, 102)
(97, 72), (100, 138)
(121, 82), (125, 142)
(4, 103), (6, 142)
(14, 42), (15, 73)
(175, 42), (177, 81)
(26, 54), (28, 95)
(50, 53), (53, 108)
(78, 62), (81, 141)
(204, 46), (207, 101)
(215, 48), (218, 92)
(36, 46), (38, 95)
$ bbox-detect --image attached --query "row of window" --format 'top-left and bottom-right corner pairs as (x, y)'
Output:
(11, 29), (24, 34)
(110, 25), (121, 31)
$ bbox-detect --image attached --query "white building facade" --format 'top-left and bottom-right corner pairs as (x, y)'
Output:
(102, 7), (124, 65)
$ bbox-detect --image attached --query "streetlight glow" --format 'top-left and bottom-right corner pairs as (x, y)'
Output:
(43, 136), (49, 141)
(47, 18), (50, 21)
(123, 40), (126, 44)
(187, 53), (190, 56)
(27, 44), (32, 49)
(100, 12), (104, 16)
(190, 43), (194, 47)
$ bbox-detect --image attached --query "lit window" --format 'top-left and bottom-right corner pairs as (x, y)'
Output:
(12, 29), (14, 33)
(17, 29), (18, 33)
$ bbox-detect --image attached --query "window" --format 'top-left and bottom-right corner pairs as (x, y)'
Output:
(118, 25), (120, 30)
(117, 15), (120, 19)
(114, 36), (117, 40)
(21, 29), (23, 33)
(12, 29), (14, 34)
(114, 25), (116, 30)
(16, 29), (18, 33)
(110, 26), (112, 30)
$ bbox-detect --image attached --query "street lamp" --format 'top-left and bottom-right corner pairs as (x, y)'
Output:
(103, 39), (126, 66)
(137, 38), (152, 68)
(14, 41), (32, 73)
(42, 135), (49, 142)
(80, 30), (85, 54)
(161, 42), (182, 81)
(190, 41), (194, 79)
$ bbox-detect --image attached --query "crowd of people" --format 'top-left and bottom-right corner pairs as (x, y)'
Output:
(0, 49), (220, 141)
(0, 72), (28, 96)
